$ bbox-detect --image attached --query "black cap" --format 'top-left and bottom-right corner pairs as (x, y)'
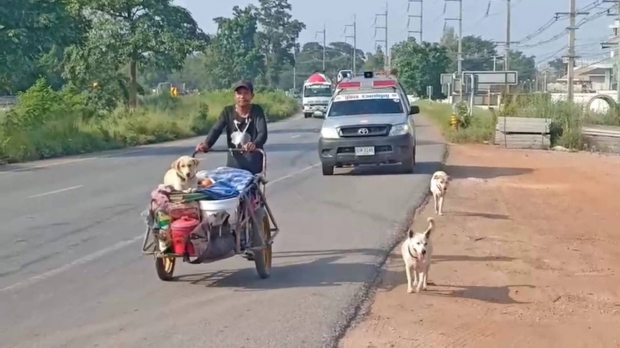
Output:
(233, 79), (254, 93)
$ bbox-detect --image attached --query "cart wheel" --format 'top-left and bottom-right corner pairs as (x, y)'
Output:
(251, 207), (272, 279)
(155, 256), (176, 281)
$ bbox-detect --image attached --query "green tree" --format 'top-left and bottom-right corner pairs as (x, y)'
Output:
(363, 45), (385, 72)
(548, 58), (566, 79)
(440, 27), (498, 73)
(0, 0), (85, 93)
(391, 39), (451, 98)
(255, 0), (305, 87)
(204, 5), (265, 89)
(508, 50), (536, 82)
(64, 0), (209, 108)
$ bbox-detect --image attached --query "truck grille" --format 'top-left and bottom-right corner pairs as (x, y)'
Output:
(339, 125), (390, 137)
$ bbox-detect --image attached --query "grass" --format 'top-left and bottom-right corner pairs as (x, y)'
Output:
(0, 87), (298, 164)
(499, 93), (620, 148)
(417, 100), (496, 143)
(420, 93), (620, 149)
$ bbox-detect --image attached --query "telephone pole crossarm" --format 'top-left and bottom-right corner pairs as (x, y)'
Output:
(407, 0), (423, 42)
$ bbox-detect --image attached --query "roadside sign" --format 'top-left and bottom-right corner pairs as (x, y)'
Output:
(440, 73), (453, 85)
(461, 71), (518, 85)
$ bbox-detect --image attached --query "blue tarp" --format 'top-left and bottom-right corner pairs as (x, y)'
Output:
(196, 167), (254, 200)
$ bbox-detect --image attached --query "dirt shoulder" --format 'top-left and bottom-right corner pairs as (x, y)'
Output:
(340, 144), (620, 348)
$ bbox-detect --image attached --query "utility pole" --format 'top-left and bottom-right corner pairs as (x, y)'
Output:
(444, 0), (462, 75)
(407, 0), (423, 42)
(506, 0), (511, 71)
(445, 0), (462, 101)
(374, 3), (389, 71)
(345, 15), (357, 75)
(557, 0), (588, 102)
(315, 25), (326, 72)
(601, 0), (620, 102)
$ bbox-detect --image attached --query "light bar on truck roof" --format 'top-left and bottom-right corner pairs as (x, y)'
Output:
(372, 80), (397, 87)
(337, 81), (362, 88)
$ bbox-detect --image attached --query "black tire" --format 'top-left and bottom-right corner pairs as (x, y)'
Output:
(155, 256), (175, 281)
(304, 113), (311, 118)
(251, 208), (272, 279)
(399, 148), (415, 174)
(322, 164), (334, 176)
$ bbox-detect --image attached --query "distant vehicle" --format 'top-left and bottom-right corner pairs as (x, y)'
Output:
(318, 71), (420, 175)
(302, 72), (333, 118)
(337, 70), (353, 82)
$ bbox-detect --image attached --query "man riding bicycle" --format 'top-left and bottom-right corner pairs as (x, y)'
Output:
(195, 79), (268, 175)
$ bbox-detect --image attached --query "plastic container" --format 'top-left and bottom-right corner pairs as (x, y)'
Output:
(199, 197), (240, 222)
(170, 216), (199, 255)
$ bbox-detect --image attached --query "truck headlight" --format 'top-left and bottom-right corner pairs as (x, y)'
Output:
(303, 105), (310, 110)
(389, 123), (409, 136)
(321, 127), (339, 139)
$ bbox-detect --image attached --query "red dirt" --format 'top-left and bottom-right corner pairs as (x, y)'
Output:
(339, 144), (620, 348)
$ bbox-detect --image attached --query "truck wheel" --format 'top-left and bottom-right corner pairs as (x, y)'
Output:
(304, 113), (311, 118)
(399, 151), (415, 174)
(322, 164), (334, 176)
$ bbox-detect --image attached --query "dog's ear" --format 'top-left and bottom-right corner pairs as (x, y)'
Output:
(171, 158), (180, 170)
(407, 228), (414, 238)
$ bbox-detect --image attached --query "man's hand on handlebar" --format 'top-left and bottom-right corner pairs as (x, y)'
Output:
(195, 142), (209, 153)
(242, 142), (256, 152)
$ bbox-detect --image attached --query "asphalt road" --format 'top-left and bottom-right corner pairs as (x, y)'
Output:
(0, 113), (445, 348)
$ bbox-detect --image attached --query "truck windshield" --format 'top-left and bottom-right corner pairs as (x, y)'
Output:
(304, 86), (332, 97)
(328, 99), (404, 117)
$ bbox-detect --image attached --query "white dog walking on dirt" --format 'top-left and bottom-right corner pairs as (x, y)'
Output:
(430, 171), (450, 215)
(401, 217), (435, 293)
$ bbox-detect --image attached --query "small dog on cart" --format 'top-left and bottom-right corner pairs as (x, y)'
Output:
(401, 217), (434, 294)
(163, 155), (200, 192)
(430, 171), (450, 215)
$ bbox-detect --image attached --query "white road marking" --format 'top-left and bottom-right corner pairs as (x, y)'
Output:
(27, 185), (84, 198)
(0, 149), (147, 175)
(291, 134), (301, 139)
(0, 236), (142, 293)
(0, 162), (321, 293)
(268, 163), (320, 184)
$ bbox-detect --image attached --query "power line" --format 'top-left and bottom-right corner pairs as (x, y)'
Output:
(515, 6), (612, 49)
(444, 0), (463, 75)
(374, 2), (389, 70)
(515, 0), (608, 45)
(407, 0), (423, 42)
(345, 15), (357, 75)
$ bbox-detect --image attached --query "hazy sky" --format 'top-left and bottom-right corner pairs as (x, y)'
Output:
(174, 0), (614, 65)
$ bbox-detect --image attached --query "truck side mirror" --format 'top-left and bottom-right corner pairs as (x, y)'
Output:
(409, 105), (420, 115)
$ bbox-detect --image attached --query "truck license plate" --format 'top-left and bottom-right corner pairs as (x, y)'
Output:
(355, 146), (375, 156)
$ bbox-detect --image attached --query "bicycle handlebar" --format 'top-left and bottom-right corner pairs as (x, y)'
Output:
(192, 148), (267, 177)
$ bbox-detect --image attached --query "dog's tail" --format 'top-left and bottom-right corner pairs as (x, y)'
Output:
(424, 217), (435, 235)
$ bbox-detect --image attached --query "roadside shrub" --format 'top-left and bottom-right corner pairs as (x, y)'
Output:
(0, 80), (298, 164)
(418, 100), (495, 143)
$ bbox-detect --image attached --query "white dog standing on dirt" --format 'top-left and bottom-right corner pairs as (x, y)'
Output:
(430, 171), (450, 215)
(401, 217), (434, 293)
